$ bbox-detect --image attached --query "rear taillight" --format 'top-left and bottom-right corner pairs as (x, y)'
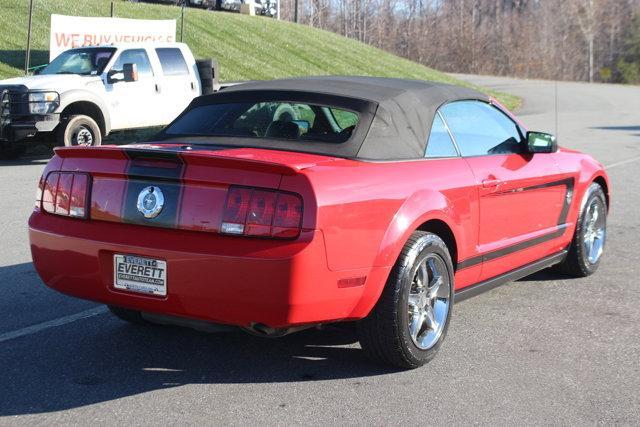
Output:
(221, 186), (303, 238)
(41, 172), (90, 218)
(272, 193), (304, 238)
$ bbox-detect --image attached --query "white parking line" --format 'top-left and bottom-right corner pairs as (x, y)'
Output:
(606, 155), (640, 169)
(0, 306), (108, 344)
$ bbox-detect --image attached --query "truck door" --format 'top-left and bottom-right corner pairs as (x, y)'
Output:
(154, 47), (199, 124)
(104, 49), (163, 129)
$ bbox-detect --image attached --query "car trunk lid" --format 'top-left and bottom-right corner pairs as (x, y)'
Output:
(52, 144), (334, 233)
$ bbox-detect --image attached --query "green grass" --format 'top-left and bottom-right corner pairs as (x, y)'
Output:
(0, 0), (519, 109)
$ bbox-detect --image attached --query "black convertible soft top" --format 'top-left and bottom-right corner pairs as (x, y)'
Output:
(163, 76), (490, 160)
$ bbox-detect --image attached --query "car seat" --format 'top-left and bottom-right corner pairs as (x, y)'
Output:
(265, 120), (301, 139)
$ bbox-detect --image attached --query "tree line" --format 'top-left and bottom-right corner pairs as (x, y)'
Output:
(277, 0), (640, 84)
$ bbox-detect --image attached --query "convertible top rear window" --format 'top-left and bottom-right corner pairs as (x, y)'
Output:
(155, 79), (488, 160)
(164, 101), (360, 144)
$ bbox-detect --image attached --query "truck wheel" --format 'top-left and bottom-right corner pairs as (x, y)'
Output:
(557, 182), (607, 277)
(57, 114), (102, 147)
(357, 231), (454, 369)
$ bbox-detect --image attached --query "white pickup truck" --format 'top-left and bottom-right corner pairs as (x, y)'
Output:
(0, 42), (215, 158)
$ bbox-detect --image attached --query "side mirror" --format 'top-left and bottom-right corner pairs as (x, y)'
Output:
(526, 131), (557, 153)
(107, 63), (138, 84)
(123, 63), (138, 83)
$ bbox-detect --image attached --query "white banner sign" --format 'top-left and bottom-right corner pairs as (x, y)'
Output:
(49, 14), (176, 61)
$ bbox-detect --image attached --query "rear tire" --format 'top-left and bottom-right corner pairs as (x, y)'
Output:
(357, 231), (454, 369)
(557, 182), (607, 277)
(57, 114), (102, 147)
(108, 305), (147, 325)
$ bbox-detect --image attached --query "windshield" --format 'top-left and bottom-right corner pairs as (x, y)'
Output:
(163, 101), (360, 144)
(41, 48), (116, 76)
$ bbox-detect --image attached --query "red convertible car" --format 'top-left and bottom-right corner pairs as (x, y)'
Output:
(29, 77), (609, 368)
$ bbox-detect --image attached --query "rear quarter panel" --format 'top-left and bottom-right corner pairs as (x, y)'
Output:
(280, 157), (481, 318)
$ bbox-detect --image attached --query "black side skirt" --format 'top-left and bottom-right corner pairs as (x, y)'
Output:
(454, 250), (568, 303)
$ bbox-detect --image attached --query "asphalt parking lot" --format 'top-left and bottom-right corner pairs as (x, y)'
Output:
(1, 76), (639, 424)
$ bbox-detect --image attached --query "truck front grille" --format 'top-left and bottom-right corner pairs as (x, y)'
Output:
(0, 85), (29, 117)
(0, 90), (9, 118)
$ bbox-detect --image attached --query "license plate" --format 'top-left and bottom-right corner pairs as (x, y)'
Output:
(113, 254), (167, 296)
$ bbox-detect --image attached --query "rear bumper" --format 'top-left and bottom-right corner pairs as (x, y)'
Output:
(29, 211), (389, 328)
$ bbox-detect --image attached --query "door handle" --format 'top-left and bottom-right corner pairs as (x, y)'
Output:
(155, 84), (161, 93)
(482, 178), (502, 188)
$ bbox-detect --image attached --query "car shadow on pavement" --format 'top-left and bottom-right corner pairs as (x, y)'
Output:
(517, 269), (569, 282)
(0, 286), (399, 415)
(590, 125), (640, 137)
(591, 125), (640, 131)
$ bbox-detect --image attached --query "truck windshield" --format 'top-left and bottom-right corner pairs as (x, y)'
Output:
(40, 48), (116, 76)
(163, 101), (360, 144)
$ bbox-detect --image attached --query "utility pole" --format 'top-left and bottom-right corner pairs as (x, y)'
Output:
(180, 3), (185, 42)
(294, 0), (299, 23)
(24, 0), (34, 74)
(110, 1), (115, 17)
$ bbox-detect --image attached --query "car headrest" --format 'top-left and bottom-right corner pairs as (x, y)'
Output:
(96, 57), (109, 71)
(265, 120), (300, 140)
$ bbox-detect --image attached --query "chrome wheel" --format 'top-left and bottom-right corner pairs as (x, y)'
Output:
(407, 254), (451, 350)
(73, 126), (93, 146)
(583, 197), (606, 264)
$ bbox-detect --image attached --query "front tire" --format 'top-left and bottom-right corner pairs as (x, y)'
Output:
(57, 114), (102, 147)
(558, 182), (607, 277)
(357, 231), (454, 369)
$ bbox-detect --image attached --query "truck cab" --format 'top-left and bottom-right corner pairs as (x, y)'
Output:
(0, 43), (203, 158)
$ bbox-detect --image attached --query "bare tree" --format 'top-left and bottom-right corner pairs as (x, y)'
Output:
(568, 0), (599, 82)
(281, 0), (640, 83)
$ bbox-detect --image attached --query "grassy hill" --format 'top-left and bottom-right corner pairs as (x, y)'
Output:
(0, 0), (519, 109)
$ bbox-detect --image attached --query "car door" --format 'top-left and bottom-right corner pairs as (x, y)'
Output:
(154, 47), (199, 124)
(424, 112), (482, 288)
(104, 48), (163, 129)
(439, 100), (569, 281)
